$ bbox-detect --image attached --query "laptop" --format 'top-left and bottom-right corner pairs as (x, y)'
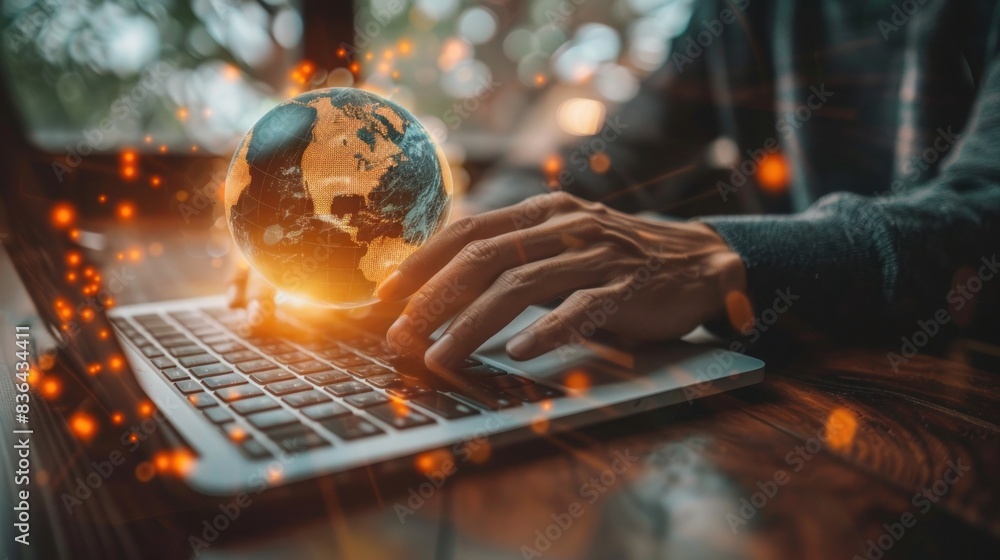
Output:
(0, 0), (763, 496)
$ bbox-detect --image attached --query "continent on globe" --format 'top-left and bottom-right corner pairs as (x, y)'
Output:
(225, 88), (452, 307)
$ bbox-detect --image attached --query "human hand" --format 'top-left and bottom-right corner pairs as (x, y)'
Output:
(376, 191), (748, 372)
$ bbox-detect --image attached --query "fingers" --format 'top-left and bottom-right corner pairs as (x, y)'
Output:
(377, 192), (577, 301)
(422, 250), (607, 372)
(505, 288), (618, 361)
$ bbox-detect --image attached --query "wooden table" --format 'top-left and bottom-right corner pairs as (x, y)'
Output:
(6, 223), (1000, 560)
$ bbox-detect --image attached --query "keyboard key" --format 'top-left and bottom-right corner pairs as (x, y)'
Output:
(282, 390), (330, 408)
(187, 392), (218, 409)
(224, 350), (262, 363)
(479, 374), (535, 389)
(168, 344), (204, 357)
(273, 351), (311, 364)
(175, 379), (203, 394)
(325, 381), (371, 397)
(301, 401), (351, 420)
(316, 347), (352, 360)
(188, 325), (219, 336)
(266, 424), (330, 452)
(189, 363), (234, 378)
(235, 359), (276, 373)
(453, 388), (521, 410)
(151, 356), (176, 369)
(209, 341), (246, 354)
(201, 333), (230, 345)
(344, 391), (390, 408)
(138, 345), (163, 358)
(204, 407), (234, 424)
(266, 378), (312, 396)
(231, 396), (281, 415)
(179, 354), (219, 368)
(412, 393), (480, 419)
(459, 364), (507, 378)
(161, 367), (188, 381)
(320, 415), (384, 440)
(349, 364), (394, 378)
(385, 382), (432, 400)
(506, 385), (565, 403)
(203, 373), (248, 390)
(329, 355), (369, 368)
(288, 360), (333, 375)
(158, 335), (193, 347)
(367, 403), (435, 430)
(366, 373), (402, 388)
(304, 370), (351, 386)
(221, 422), (252, 442)
(247, 409), (299, 430)
(238, 439), (272, 459)
(259, 343), (294, 355)
(249, 369), (294, 384)
(216, 384), (264, 402)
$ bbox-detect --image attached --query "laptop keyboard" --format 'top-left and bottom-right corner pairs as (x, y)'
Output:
(109, 307), (566, 460)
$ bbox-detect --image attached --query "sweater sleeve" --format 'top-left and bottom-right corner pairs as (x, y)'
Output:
(699, 53), (1000, 337)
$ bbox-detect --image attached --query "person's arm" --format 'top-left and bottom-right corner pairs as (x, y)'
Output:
(699, 53), (1000, 338)
(467, 6), (720, 214)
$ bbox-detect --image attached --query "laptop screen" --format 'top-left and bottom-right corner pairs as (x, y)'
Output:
(0, 0), (303, 155)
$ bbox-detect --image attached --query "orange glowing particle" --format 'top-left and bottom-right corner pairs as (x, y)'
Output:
(365, 52), (373, 60)
(87, 363), (102, 375)
(108, 355), (124, 371)
(543, 155), (562, 175)
(69, 229), (80, 240)
(540, 400), (553, 411)
(99, 329), (109, 340)
(159, 144), (168, 153)
(267, 467), (283, 482)
(589, 152), (611, 174)
(302, 61), (313, 73)
(756, 153), (791, 194)
(229, 426), (247, 442)
(80, 308), (95, 322)
(122, 151), (136, 163)
(150, 175), (161, 187)
(177, 107), (189, 120)
(51, 203), (75, 228)
(104, 296), (115, 308)
(83, 267), (94, 277)
(564, 370), (591, 391)
(172, 450), (195, 475)
(534, 73), (546, 86)
(129, 433), (139, 443)
(42, 378), (61, 398)
(66, 251), (81, 266)
(144, 135), (153, 143)
(826, 407), (859, 450)
(139, 401), (154, 417)
(128, 248), (142, 261)
(349, 62), (360, 73)
(530, 416), (550, 434)
(154, 452), (171, 471)
(122, 166), (136, 180)
(57, 307), (72, 320)
(98, 194), (107, 203)
(383, 50), (394, 60)
(398, 40), (412, 54)
(415, 449), (452, 474)
(111, 412), (124, 424)
(392, 71), (400, 79)
(117, 201), (135, 220)
(378, 62), (390, 73)
(337, 48), (346, 57)
(135, 462), (155, 482)
(69, 412), (96, 439)
(223, 64), (240, 81)
(191, 145), (198, 152)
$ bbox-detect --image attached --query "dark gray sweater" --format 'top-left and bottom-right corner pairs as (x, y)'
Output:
(471, 0), (1000, 340)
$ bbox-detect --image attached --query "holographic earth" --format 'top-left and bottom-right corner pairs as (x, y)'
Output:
(225, 88), (452, 307)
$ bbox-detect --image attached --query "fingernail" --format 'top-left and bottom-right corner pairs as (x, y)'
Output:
(506, 331), (536, 358)
(376, 271), (402, 301)
(425, 333), (457, 369)
(386, 315), (411, 350)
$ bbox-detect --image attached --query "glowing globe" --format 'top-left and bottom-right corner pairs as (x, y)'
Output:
(225, 88), (452, 307)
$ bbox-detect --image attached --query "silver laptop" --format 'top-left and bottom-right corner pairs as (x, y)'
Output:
(109, 296), (762, 495)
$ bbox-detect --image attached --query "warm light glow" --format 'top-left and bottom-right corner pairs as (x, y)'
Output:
(121, 151), (136, 163)
(150, 175), (161, 187)
(70, 412), (96, 439)
(172, 450), (195, 475)
(87, 363), (102, 375)
(66, 251), (81, 267)
(557, 98), (607, 136)
(177, 107), (189, 120)
(135, 462), (155, 482)
(589, 152), (611, 174)
(564, 370), (591, 391)
(223, 64), (240, 81)
(534, 73), (546, 86)
(42, 378), (61, 399)
(117, 202), (135, 220)
(139, 401), (153, 417)
(530, 415), (549, 434)
(99, 329), (110, 340)
(415, 449), (452, 475)
(108, 355), (124, 371)
(154, 452), (171, 471)
(159, 144), (168, 153)
(756, 153), (791, 194)
(98, 194), (107, 203)
(398, 39), (412, 54)
(826, 407), (858, 450)
(542, 154), (562, 175)
(51, 203), (75, 228)
(112, 412), (124, 424)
